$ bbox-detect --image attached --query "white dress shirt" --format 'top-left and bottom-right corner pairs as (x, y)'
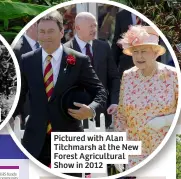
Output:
(42, 45), (63, 85)
(24, 34), (38, 51)
(131, 13), (137, 25)
(75, 34), (93, 55)
(42, 45), (95, 119)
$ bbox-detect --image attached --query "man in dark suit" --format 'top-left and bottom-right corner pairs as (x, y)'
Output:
(14, 11), (107, 177)
(13, 23), (39, 126)
(111, 10), (134, 78)
(64, 12), (120, 128)
(112, 10), (158, 78)
(13, 23), (39, 62)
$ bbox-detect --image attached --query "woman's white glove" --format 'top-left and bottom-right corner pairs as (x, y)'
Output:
(146, 114), (175, 130)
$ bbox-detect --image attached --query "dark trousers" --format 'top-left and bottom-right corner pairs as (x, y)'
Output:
(37, 134), (82, 177)
(21, 93), (30, 129)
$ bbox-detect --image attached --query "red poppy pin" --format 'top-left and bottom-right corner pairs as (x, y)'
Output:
(64, 54), (76, 73)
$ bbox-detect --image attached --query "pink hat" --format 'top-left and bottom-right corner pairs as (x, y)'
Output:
(117, 25), (166, 56)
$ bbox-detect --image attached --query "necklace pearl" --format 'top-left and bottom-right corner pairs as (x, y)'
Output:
(139, 63), (158, 81)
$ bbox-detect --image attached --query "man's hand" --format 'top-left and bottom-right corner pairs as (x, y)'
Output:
(107, 104), (118, 115)
(68, 102), (93, 120)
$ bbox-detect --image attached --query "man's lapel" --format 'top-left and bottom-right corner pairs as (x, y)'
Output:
(74, 37), (98, 71)
(23, 35), (33, 52)
(34, 48), (48, 101)
(73, 38), (81, 52)
(92, 40), (99, 72)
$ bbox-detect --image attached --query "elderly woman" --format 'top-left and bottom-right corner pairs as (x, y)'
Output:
(114, 25), (178, 170)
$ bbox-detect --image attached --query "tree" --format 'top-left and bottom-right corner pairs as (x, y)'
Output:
(0, 42), (15, 120)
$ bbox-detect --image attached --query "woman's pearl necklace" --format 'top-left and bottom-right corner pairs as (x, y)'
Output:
(139, 63), (158, 81)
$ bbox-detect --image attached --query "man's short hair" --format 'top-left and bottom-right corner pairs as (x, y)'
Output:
(37, 10), (63, 31)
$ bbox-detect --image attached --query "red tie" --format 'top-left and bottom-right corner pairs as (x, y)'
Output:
(136, 16), (142, 25)
(85, 43), (93, 64)
(44, 55), (53, 134)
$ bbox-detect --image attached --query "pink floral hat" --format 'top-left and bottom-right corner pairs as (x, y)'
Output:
(117, 25), (166, 56)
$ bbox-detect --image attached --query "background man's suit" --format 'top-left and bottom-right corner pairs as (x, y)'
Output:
(14, 46), (107, 159)
(13, 35), (33, 62)
(64, 38), (120, 128)
(112, 10), (159, 79)
(111, 10), (134, 78)
(13, 35), (35, 124)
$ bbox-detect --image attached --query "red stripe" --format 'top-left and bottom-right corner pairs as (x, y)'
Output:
(137, 20), (141, 24)
(47, 128), (52, 135)
(44, 74), (53, 87)
(49, 163), (51, 168)
(44, 63), (52, 77)
(44, 55), (53, 135)
(136, 16), (141, 25)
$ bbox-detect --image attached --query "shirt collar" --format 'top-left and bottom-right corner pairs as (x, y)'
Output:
(42, 45), (63, 63)
(75, 34), (93, 50)
(24, 34), (36, 48)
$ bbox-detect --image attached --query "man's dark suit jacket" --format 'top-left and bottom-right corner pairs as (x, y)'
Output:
(14, 46), (107, 158)
(13, 35), (33, 62)
(64, 38), (120, 128)
(111, 10), (160, 77)
(13, 35), (34, 123)
(111, 10), (134, 78)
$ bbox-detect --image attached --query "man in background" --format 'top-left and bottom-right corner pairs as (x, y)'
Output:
(111, 10), (135, 78)
(13, 23), (39, 126)
(64, 12), (120, 129)
(14, 23), (39, 62)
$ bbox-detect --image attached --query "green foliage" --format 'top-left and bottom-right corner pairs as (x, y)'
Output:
(0, 1), (48, 19)
(0, 0), (69, 6)
(110, 0), (128, 4)
(0, 0), (68, 43)
(177, 135), (181, 179)
(0, 1), (49, 42)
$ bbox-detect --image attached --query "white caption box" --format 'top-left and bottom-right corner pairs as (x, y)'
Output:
(51, 132), (141, 173)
